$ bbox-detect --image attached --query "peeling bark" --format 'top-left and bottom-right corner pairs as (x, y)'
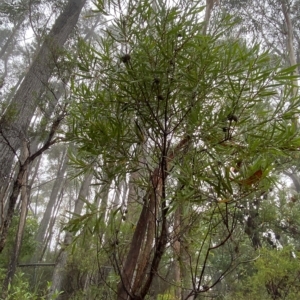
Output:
(117, 136), (190, 299)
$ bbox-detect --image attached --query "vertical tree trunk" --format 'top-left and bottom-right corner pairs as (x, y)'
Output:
(202, 0), (218, 35)
(280, 0), (299, 126)
(48, 172), (93, 300)
(31, 147), (69, 262)
(0, 115), (63, 253)
(39, 188), (65, 261)
(284, 171), (300, 193)
(1, 141), (29, 298)
(0, 156), (30, 253)
(173, 206), (182, 300)
(0, 16), (24, 59)
(281, 0), (298, 70)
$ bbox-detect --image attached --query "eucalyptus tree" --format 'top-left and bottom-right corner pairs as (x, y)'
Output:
(0, 0), (86, 184)
(0, 0), (61, 56)
(65, 0), (300, 298)
(0, 0), (87, 255)
(30, 145), (69, 264)
(222, 0), (299, 66)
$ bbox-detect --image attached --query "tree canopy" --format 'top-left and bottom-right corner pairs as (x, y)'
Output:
(1, 0), (300, 299)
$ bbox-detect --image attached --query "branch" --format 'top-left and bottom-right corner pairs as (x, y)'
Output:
(18, 263), (56, 267)
(0, 114), (65, 253)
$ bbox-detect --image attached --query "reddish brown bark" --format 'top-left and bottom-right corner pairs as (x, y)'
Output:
(117, 135), (190, 299)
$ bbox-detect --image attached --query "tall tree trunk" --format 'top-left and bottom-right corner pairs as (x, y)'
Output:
(1, 141), (29, 298)
(39, 188), (65, 261)
(0, 16), (24, 60)
(281, 0), (298, 71)
(284, 171), (300, 193)
(0, 115), (64, 253)
(0, 0), (86, 190)
(280, 0), (299, 127)
(202, 0), (219, 35)
(173, 206), (182, 300)
(48, 172), (93, 300)
(31, 146), (69, 262)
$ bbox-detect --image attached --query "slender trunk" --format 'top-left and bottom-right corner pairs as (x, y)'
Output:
(131, 191), (157, 294)
(1, 141), (29, 298)
(89, 176), (122, 290)
(48, 172), (93, 299)
(0, 163), (18, 226)
(244, 200), (262, 250)
(283, 171), (300, 193)
(32, 147), (69, 262)
(173, 206), (182, 299)
(117, 193), (152, 300)
(0, 17), (24, 60)
(281, 0), (298, 70)
(202, 0), (219, 35)
(0, 156), (29, 253)
(281, 0), (299, 127)
(40, 188), (65, 261)
(126, 169), (146, 224)
(0, 115), (63, 253)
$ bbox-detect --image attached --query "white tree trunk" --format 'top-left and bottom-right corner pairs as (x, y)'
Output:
(48, 172), (93, 299)
(31, 147), (69, 262)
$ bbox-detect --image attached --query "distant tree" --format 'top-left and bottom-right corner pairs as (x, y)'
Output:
(0, 0), (86, 254)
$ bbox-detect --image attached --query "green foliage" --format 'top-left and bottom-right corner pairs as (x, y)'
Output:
(65, 0), (300, 298)
(0, 214), (38, 267)
(157, 289), (177, 300)
(6, 272), (38, 300)
(0, 216), (41, 299)
(226, 247), (300, 300)
(0, 271), (60, 300)
(252, 247), (300, 299)
(68, 1), (300, 194)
